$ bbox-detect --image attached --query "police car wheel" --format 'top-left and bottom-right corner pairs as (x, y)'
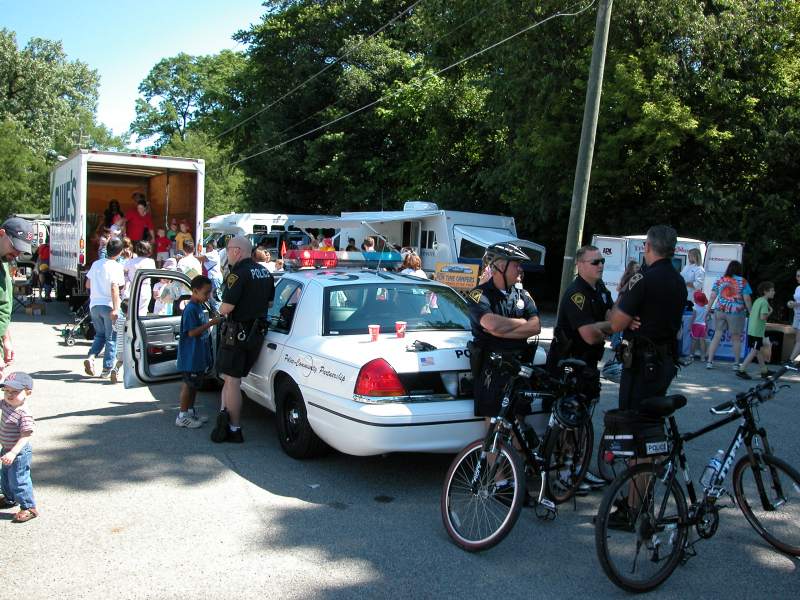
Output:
(275, 379), (328, 459)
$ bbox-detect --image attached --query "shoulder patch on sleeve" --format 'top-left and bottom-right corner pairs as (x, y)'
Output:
(469, 288), (483, 303)
(628, 273), (644, 289)
(226, 273), (239, 288)
(570, 292), (586, 310)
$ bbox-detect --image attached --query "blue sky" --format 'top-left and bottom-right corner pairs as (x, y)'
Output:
(1, 0), (266, 142)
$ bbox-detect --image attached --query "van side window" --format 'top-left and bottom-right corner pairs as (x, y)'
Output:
(421, 230), (436, 249)
(458, 239), (485, 260)
(268, 280), (303, 334)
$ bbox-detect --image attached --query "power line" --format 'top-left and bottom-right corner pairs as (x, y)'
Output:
(228, 0), (505, 164)
(215, 0), (426, 141)
(218, 0), (597, 172)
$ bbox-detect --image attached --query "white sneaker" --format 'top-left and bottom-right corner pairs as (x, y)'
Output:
(733, 363), (741, 371)
(175, 415), (203, 429)
(190, 410), (209, 424)
(84, 358), (97, 377)
(706, 362), (713, 370)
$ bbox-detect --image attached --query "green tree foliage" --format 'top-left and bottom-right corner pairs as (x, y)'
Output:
(224, 0), (799, 303)
(0, 29), (110, 155)
(0, 120), (50, 218)
(130, 50), (246, 152)
(0, 29), (125, 220)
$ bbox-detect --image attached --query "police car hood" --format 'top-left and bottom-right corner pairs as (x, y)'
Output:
(315, 330), (473, 373)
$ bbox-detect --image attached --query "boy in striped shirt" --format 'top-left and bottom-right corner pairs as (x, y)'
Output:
(1, 372), (37, 522)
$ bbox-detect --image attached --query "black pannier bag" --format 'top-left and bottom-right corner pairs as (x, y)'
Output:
(603, 409), (670, 458)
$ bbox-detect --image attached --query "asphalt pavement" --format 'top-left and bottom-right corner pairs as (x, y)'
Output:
(5, 301), (799, 599)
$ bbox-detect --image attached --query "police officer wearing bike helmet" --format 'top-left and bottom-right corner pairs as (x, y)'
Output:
(547, 244), (614, 373)
(212, 235), (274, 443)
(468, 242), (541, 417)
(610, 225), (687, 411)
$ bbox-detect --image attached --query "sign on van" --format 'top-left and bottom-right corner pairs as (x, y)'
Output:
(434, 262), (479, 290)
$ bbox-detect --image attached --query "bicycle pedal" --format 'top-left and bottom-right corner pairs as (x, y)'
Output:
(534, 498), (557, 520)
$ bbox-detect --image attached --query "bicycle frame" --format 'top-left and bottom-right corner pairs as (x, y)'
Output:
(656, 400), (781, 527)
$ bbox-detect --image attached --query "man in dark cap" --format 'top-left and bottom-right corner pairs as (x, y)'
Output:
(0, 217), (34, 370)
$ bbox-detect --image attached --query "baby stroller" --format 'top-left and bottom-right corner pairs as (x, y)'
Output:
(61, 300), (95, 346)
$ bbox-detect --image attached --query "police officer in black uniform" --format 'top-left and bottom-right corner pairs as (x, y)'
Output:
(468, 243), (541, 418)
(547, 244), (614, 373)
(610, 225), (687, 411)
(211, 235), (274, 443)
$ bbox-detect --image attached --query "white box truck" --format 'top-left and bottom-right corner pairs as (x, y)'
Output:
(49, 150), (205, 299)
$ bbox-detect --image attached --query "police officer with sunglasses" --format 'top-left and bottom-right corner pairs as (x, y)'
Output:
(547, 245), (614, 374)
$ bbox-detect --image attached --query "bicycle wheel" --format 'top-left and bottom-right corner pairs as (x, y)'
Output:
(596, 427), (628, 483)
(441, 438), (525, 552)
(733, 453), (800, 556)
(595, 462), (688, 593)
(544, 422), (593, 504)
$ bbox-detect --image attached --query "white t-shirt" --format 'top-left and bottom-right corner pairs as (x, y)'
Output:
(794, 285), (800, 318)
(178, 254), (202, 280)
(87, 258), (125, 308)
(693, 305), (707, 324)
(680, 263), (705, 294)
(401, 268), (427, 278)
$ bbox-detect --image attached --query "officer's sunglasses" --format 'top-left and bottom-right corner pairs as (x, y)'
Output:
(583, 258), (605, 266)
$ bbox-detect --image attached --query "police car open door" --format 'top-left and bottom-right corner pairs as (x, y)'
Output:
(123, 269), (195, 388)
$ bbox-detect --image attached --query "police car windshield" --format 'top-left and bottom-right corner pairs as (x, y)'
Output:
(324, 283), (471, 336)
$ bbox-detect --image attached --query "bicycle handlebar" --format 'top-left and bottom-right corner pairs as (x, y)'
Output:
(710, 364), (795, 414)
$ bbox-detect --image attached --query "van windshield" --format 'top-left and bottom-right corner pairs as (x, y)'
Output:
(324, 284), (471, 336)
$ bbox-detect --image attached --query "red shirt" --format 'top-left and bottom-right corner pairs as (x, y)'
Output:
(155, 236), (171, 253)
(125, 209), (154, 241)
(38, 243), (50, 262)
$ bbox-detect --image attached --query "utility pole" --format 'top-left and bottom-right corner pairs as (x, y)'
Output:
(557, 0), (613, 311)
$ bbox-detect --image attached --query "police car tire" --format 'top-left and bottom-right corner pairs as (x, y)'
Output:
(275, 379), (328, 459)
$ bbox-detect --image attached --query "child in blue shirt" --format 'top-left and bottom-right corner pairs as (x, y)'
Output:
(175, 276), (222, 428)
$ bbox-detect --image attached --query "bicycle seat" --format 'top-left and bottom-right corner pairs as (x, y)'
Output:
(638, 394), (688, 418)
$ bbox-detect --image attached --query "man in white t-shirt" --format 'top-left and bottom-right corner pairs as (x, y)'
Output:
(84, 239), (125, 378)
(177, 239), (202, 280)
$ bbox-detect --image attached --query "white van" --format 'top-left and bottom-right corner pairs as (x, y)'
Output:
(591, 234), (743, 301)
(296, 201), (546, 278)
(204, 212), (334, 258)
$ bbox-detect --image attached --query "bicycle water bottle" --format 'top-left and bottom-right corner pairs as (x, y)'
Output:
(699, 449), (725, 490)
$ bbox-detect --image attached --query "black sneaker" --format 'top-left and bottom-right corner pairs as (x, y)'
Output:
(210, 410), (230, 443)
(735, 370), (752, 380)
(0, 497), (18, 509)
(760, 370), (776, 379)
(226, 428), (244, 443)
(606, 503), (635, 532)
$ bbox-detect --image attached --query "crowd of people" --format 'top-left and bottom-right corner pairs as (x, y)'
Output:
(469, 225), (800, 507)
(2, 208), (800, 526)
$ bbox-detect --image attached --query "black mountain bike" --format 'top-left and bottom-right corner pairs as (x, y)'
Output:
(441, 355), (596, 551)
(594, 364), (800, 593)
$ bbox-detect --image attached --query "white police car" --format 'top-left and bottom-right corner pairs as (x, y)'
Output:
(123, 251), (546, 458)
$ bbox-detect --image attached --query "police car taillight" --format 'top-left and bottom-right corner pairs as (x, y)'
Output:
(354, 359), (407, 398)
(283, 250), (338, 269)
